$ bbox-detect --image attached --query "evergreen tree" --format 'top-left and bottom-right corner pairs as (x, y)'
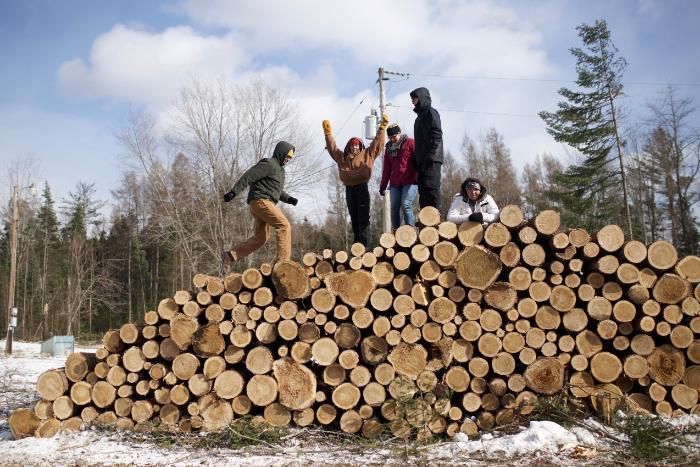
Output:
(539, 19), (632, 235)
(34, 182), (61, 339)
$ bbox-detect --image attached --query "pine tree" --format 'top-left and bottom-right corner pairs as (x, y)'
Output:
(34, 182), (61, 339)
(539, 19), (632, 235)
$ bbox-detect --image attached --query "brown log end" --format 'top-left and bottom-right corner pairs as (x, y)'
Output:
(273, 358), (317, 410)
(454, 246), (501, 290)
(324, 270), (377, 308)
(272, 260), (311, 300)
(524, 357), (565, 395)
(8, 408), (41, 439)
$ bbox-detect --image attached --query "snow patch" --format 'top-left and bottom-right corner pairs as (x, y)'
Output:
(448, 420), (584, 457)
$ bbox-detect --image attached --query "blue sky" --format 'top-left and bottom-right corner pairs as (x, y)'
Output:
(1, 0), (699, 224)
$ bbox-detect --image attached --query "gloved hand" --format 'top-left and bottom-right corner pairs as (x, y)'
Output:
(468, 212), (483, 223)
(379, 113), (390, 131)
(379, 189), (385, 197)
(223, 191), (236, 202)
(287, 196), (298, 206)
(322, 120), (332, 136)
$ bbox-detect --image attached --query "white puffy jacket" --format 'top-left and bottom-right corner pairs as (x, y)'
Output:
(446, 193), (500, 225)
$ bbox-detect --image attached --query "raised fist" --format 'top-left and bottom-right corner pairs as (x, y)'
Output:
(322, 120), (332, 135)
(379, 113), (390, 130)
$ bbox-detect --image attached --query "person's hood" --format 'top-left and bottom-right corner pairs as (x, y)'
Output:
(410, 87), (432, 112)
(272, 141), (295, 164)
(343, 137), (366, 156)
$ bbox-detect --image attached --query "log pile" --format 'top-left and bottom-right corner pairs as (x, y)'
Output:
(9, 205), (700, 440)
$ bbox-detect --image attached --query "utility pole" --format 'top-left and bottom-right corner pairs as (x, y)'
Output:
(5, 183), (34, 355)
(378, 67), (391, 233)
(5, 186), (19, 355)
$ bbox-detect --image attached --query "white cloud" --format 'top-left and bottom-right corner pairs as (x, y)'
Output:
(58, 24), (250, 108)
(52, 0), (571, 223)
(174, 0), (553, 77)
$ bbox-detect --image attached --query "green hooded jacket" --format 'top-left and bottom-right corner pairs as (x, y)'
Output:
(229, 141), (295, 204)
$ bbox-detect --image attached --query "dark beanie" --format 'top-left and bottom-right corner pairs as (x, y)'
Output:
(387, 124), (401, 137)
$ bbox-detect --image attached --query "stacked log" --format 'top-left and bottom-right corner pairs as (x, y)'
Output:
(10, 205), (700, 440)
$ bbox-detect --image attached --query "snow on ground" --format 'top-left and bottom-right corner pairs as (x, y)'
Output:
(0, 339), (695, 466)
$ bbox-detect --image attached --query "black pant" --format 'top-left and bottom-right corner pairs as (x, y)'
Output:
(346, 183), (370, 247)
(418, 161), (442, 209)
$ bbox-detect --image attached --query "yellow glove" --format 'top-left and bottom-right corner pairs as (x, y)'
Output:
(379, 113), (390, 131)
(322, 120), (332, 136)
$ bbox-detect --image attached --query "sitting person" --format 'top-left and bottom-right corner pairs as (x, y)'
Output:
(446, 177), (499, 225)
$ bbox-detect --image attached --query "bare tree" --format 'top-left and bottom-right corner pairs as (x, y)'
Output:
(118, 78), (320, 281)
(645, 86), (700, 254)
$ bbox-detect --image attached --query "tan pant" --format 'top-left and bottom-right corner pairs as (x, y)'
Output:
(230, 199), (291, 262)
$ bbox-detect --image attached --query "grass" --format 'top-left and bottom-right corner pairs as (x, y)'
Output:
(616, 413), (690, 463)
(195, 416), (285, 449)
(113, 416), (286, 450)
(530, 392), (590, 429)
(528, 390), (700, 464)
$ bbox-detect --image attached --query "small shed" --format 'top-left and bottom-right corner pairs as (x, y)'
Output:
(40, 336), (75, 356)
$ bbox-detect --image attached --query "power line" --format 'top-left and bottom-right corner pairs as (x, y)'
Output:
(389, 104), (540, 119)
(410, 72), (700, 88)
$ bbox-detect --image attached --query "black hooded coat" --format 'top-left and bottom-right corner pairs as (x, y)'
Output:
(410, 87), (443, 171)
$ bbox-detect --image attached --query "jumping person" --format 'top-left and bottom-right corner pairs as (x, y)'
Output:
(322, 113), (389, 247)
(221, 141), (298, 270)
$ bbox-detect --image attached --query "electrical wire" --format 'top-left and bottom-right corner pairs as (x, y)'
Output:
(409, 72), (700, 88)
(389, 104), (540, 119)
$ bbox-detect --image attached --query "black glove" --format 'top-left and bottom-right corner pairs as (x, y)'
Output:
(379, 189), (385, 197)
(223, 191), (236, 202)
(468, 212), (483, 223)
(287, 196), (298, 206)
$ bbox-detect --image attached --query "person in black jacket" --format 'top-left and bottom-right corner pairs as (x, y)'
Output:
(410, 87), (443, 209)
(221, 141), (298, 270)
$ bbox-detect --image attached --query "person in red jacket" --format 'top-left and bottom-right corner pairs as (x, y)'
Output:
(379, 123), (418, 229)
